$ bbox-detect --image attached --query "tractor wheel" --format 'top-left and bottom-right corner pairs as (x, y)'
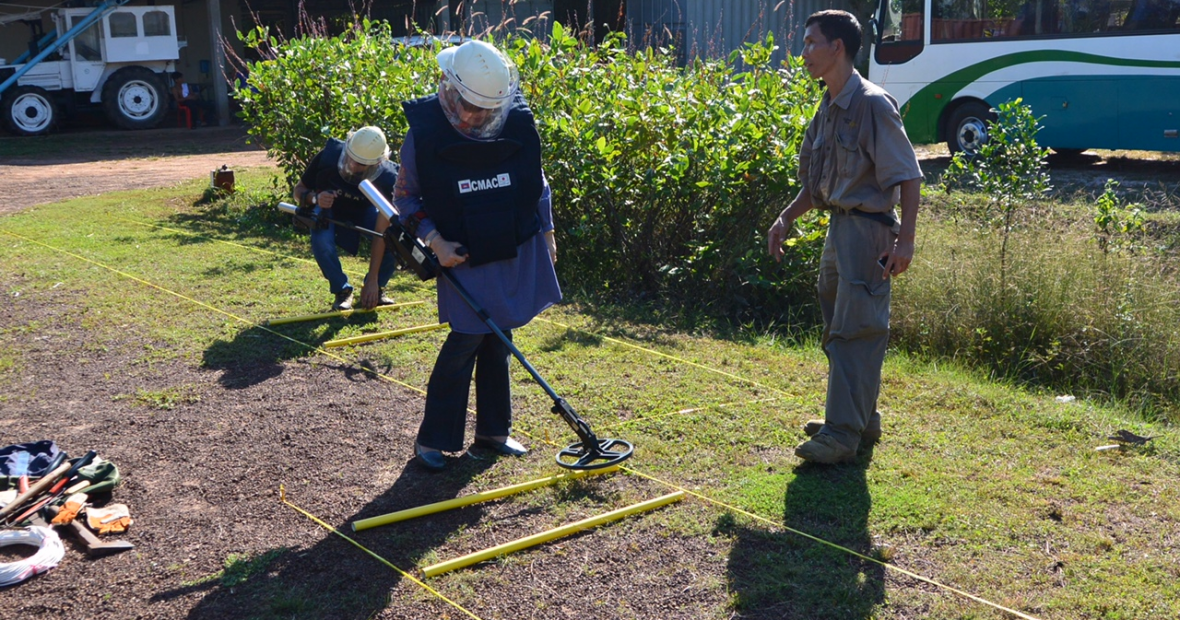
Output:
(2, 85), (58, 136)
(946, 101), (995, 156)
(102, 66), (167, 130)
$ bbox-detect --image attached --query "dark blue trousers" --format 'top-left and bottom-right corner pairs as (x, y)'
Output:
(417, 330), (513, 452)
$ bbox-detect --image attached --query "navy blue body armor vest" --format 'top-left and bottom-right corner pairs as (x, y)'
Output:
(402, 93), (543, 267)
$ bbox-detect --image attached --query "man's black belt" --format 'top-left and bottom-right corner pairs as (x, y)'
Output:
(848, 209), (897, 227)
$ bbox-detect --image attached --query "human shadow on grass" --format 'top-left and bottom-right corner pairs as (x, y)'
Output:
(201, 312), (384, 389)
(168, 452), (500, 619)
(722, 450), (884, 619)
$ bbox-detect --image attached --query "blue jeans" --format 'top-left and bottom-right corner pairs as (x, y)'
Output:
(417, 330), (513, 452)
(309, 206), (397, 294)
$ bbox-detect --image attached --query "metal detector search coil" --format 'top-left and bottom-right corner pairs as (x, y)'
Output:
(353, 180), (635, 471)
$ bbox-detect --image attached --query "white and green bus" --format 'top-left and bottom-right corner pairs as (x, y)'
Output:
(869, 0), (1180, 154)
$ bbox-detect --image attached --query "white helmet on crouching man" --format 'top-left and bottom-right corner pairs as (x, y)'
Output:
(437, 40), (520, 140)
(338, 125), (390, 184)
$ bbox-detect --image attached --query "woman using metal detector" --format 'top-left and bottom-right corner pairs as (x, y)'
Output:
(358, 180), (633, 472)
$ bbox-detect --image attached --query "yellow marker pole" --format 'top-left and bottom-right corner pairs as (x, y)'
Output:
(265, 301), (425, 326)
(352, 465), (620, 532)
(323, 323), (448, 348)
(421, 491), (685, 578)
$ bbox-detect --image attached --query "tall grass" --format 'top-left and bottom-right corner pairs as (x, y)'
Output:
(895, 191), (1180, 421)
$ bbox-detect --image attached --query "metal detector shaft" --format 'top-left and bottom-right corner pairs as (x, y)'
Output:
(437, 267), (599, 443)
(356, 181), (630, 469)
(277, 202), (384, 239)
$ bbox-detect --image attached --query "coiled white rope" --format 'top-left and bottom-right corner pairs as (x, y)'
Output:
(0, 526), (65, 586)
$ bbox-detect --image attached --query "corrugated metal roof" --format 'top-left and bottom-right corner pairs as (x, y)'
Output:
(448, 0), (859, 62)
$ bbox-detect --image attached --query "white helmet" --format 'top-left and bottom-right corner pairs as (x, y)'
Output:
(339, 126), (389, 183)
(437, 41), (519, 140)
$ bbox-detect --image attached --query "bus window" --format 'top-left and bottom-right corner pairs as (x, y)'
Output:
(1123, 0), (1180, 29)
(1014, 0), (1061, 35)
(929, 0), (1032, 41)
(875, 0), (924, 64)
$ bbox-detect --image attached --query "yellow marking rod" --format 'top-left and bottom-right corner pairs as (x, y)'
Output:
(421, 491), (685, 578)
(323, 322), (448, 348)
(352, 465), (620, 532)
(265, 300), (425, 326)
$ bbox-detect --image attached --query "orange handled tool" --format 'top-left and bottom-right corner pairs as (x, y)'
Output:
(3, 450), (97, 525)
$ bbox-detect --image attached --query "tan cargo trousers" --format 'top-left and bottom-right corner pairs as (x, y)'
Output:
(815, 211), (896, 451)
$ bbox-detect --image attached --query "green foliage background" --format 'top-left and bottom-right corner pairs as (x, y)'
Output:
(235, 20), (824, 324)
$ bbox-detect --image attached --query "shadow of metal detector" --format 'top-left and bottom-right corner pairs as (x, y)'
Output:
(277, 186), (634, 471)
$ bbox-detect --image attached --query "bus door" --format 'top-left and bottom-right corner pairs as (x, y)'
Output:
(1021, 77), (1119, 149)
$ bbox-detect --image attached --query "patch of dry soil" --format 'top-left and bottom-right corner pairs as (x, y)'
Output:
(0, 126), (273, 216)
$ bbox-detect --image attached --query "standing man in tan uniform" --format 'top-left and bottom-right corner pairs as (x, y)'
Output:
(768, 10), (922, 464)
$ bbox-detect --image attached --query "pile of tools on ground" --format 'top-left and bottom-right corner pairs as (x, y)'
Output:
(0, 441), (132, 587)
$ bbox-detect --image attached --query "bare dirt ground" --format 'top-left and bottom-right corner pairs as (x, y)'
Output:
(0, 125), (274, 216)
(1, 130), (1177, 619)
(914, 142), (1180, 202)
(1, 126), (736, 619)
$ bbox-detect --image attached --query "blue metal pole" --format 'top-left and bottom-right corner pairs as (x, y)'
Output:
(14, 29), (58, 65)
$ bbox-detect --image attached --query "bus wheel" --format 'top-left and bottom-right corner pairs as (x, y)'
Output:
(947, 102), (994, 156)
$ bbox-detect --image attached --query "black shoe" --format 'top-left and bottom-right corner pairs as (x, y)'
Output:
(473, 436), (529, 457)
(333, 289), (354, 311)
(415, 444), (446, 471)
(377, 289), (396, 306)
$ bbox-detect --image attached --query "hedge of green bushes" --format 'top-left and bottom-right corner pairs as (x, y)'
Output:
(235, 20), (824, 323)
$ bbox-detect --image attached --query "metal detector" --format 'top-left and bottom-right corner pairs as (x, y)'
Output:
(321, 180), (633, 471)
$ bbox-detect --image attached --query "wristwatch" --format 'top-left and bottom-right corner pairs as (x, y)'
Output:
(307, 190), (317, 206)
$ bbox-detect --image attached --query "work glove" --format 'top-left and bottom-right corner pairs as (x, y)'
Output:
(86, 504), (132, 534)
(51, 493), (88, 525)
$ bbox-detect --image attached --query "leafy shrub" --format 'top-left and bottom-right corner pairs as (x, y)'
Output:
(1093, 179), (1146, 255)
(234, 19), (440, 181)
(941, 98), (1051, 286)
(235, 20), (824, 324)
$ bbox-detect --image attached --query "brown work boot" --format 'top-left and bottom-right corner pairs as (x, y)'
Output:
(802, 417), (883, 444)
(803, 412), (883, 445)
(333, 289), (354, 311)
(794, 434), (857, 464)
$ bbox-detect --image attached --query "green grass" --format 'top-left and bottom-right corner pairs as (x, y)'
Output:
(1, 172), (1178, 619)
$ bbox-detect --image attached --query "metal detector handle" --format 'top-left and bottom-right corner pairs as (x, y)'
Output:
(356, 182), (442, 281)
(278, 201), (324, 230)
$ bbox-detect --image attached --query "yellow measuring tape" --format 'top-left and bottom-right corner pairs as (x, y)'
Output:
(280, 485), (484, 620)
